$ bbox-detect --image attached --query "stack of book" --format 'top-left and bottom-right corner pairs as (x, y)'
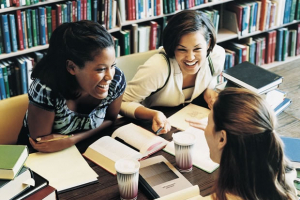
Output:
(0, 145), (58, 200)
(221, 61), (291, 115)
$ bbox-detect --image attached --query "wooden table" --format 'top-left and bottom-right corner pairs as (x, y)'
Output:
(58, 106), (218, 200)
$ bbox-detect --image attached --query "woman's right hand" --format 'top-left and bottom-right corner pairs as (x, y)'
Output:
(152, 111), (171, 135)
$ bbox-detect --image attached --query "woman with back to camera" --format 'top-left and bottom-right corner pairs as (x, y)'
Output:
(200, 87), (297, 200)
(120, 10), (225, 134)
(17, 20), (126, 153)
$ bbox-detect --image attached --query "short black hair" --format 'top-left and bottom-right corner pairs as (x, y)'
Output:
(162, 10), (216, 58)
(32, 20), (114, 99)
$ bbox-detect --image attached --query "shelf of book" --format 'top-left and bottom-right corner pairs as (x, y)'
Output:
(262, 54), (300, 70)
(217, 28), (238, 43)
(0, 45), (49, 60)
(0, 0), (66, 14)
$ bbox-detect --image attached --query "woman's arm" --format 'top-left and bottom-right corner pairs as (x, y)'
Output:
(29, 95), (123, 153)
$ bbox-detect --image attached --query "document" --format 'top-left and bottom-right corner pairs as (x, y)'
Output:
(83, 123), (169, 175)
(163, 127), (219, 173)
(168, 103), (210, 131)
(25, 145), (98, 193)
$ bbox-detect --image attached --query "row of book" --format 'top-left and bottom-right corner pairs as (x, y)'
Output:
(0, 0), (40, 8)
(227, 0), (300, 36)
(0, 145), (58, 200)
(118, 0), (222, 22)
(0, 0), (102, 55)
(220, 61), (291, 116)
(0, 51), (44, 100)
(222, 24), (300, 70)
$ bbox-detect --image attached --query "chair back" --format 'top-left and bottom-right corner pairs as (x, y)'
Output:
(0, 94), (29, 144)
(116, 49), (159, 82)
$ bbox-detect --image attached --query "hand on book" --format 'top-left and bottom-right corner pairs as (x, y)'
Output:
(29, 134), (75, 153)
(204, 89), (218, 109)
(152, 111), (171, 135)
(185, 117), (208, 131)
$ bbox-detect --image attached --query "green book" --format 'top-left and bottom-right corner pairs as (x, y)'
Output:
(31, 9), (38, 47)
(288, 29), (297, 57)
(0, 19), (3, 54)
(282, 28), (289, 61)
(118, 30), (130, 56)
(0, 145), (29, 180)
(46, 6), (52, 40)
(290, 0), (297, 22)
(87, 0), (92, 20)
(26, 9), (33, 48)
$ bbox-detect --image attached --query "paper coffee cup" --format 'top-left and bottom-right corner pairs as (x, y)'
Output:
(115, 158), (140, 200)
(173, 132), (196, 172)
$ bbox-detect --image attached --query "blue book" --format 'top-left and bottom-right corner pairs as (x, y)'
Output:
(21, 11), (27, 49)
(1, 14), (12, 54)
(274, 98), (291, 116)
(16, 57), (28, 94)
(275, 28), (284, 61)
(280, 135), (300, 162)
(241, 4), (249, 36)
(87, 0), (91, 20)
(66, 1), (72, 22)
(38, 7), (46, 45)
(252, 2), (258, 32)
(0, 63), (7, 99)
(77, 0), (81, 21)
(283, 0), (292, 24)
(92, 0), (97, 22)
(8, 14), (18, 52)
(0, 16), (4, 54)
(26, 9), (33, 48)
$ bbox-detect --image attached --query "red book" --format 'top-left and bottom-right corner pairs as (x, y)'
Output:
(259, 0), (268, 31)
(126, 0), (132, 20)
(131, 0), (136, 20)
(23, 185), (58, 200)
(51, 9), (57, 31)
(81, 0), (84, 20)
(104, 0), (108, 29)
(149, 21), (158, 50)
(15, 0), (20, 7)
(271, 30), (277, 62)
(56, 4), (62, 27)
(16, 10), (24, 50)
(227, 3), (243, 34)
(72, 1), (77, 22)
(156, 0), (161, 16)
(82, 0), (87, 20)
(296, 24), (300, 55)
(261, 37), (266, 65)
(265, 31), (273, 64)
(254, 38), (261, 65)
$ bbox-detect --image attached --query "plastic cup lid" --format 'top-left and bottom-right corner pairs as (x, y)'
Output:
(173, 132), (196, 146)
(115, 158), (140, 174)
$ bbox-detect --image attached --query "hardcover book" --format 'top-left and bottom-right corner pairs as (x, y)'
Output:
(222, 61), (283, 94)
(0, 145), (28, 180)
(22, 185), (58, 200)
(83, 123), (169, 175)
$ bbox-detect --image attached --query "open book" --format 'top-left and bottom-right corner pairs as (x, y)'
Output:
(164, 127), (219, 173)
(168, 103), (210, 131)
(83, 123), (169, 175)
(155, 185), (211, 200)
(25, 145), (98, 193)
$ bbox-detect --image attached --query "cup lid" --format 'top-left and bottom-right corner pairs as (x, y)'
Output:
(172, 132), (196, 146)
(115, 158), (140, 174)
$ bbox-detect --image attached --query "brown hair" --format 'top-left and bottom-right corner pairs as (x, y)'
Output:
(212, 87), (297, 200)
(162, 10), (216, 58)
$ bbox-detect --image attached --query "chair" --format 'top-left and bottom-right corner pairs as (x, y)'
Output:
(0, 94), (29, 144)
(116, 49), (159, 82)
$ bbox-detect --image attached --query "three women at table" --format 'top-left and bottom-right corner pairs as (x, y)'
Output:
(17, 20), (126, 153)
(202, 87), (297, 200)
(120, 10), (225, 134)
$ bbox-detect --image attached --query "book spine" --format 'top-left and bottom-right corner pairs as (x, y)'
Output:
(149, 21), (157, 50)
(0, 67), (7, 99)
(297, 24), (300, 55)
(7, 63), (16, 97)
(26, 9), (33, 48)
(92, 0), (97, 21)
(8, 14), (18, 52)
(1, 14), (12, 53)
(21, 11), (27, 49)
(51, 9), (57, 32)
(87, 0), (92, 20)
(31, 9), (38, 47)
(38, 7), (46, 45)
(77, 0), (81, 21)
(45, 6), (52, 40)
(56, 4), (62, 26)
(14, 65), (22, 95)
(19, 59), (28, 94)
(16, 10), (24, 50)
(275, 29), (283, 61)
(1, 64), (10, 98)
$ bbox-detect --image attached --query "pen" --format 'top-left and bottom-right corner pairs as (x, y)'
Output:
(36, 135), (73, 143)
(156, 127), (163, 135)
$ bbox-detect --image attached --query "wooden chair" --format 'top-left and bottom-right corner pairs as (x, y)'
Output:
(0, 94), (29, 144)
(116, 49), (159, 82)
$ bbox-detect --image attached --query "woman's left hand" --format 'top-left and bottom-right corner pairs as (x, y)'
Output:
(185, 118), (208, 131)
(204, 89), (218, 109)
(29, 134), (75, 153)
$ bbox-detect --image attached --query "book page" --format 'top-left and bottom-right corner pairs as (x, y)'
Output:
(168, 104), (210, 131)
(25, 145), (98, 192)
(87, 136), (142, 162)
(163, 127), (219, 173)
(155, 185), (210, 200)
(111, 123), (168, 156)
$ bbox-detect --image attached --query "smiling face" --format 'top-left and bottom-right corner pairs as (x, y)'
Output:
(174, 31), (208, 75)
(68, 46), (116, 99)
